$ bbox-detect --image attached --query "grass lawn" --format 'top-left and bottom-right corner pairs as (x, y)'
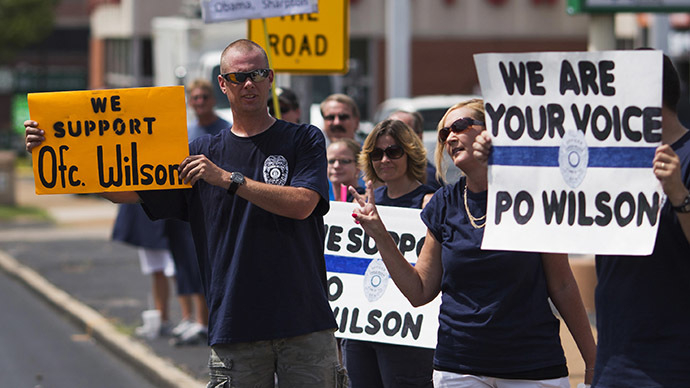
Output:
(0, 204), (52, 223)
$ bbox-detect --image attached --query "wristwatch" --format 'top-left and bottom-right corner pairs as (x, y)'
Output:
(227, 172), (245, 195)
(672, 193), (690, 213)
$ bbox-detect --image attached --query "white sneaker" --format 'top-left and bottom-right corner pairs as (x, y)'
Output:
(170, 323), (208, 346)
(171, 319), (194, 337)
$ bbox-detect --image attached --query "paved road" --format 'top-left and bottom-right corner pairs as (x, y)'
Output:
(0, 265), (158, 388)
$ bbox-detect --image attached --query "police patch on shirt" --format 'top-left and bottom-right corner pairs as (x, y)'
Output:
(263, 155), (289, 186)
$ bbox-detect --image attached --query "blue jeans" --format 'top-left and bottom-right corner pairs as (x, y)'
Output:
(342, 339), (434, 388)
(207, 329), (347, 388)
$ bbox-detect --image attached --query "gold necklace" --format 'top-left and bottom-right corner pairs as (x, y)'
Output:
(464, 183), (486, 229)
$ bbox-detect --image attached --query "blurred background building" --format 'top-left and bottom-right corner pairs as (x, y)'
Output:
(2, 0), (690, 150)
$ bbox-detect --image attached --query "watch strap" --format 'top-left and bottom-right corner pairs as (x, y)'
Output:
(227, 172), (245, 195)
(671, 193), (690, 213)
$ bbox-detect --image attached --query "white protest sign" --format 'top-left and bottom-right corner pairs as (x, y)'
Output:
(474, 50), (664, 255)
(325, 201), (440, 349)
(200, 0), (318, 23)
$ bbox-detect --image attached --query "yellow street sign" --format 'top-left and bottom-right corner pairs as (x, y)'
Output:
(248, 0), (349, 74)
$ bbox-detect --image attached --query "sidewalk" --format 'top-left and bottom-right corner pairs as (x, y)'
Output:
(1, 169), (595, 387)
(0, 171), (208, 388)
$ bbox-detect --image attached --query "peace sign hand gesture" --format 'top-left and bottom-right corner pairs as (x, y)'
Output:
(349, 181), (388, 240)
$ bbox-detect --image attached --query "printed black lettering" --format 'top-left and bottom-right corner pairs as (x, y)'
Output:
(98, 119), (110, 136)
(526, 61), (546, 95)
(642, 107), (662, 143)
(400, 313), (423, 340)
(113, 118), (126, 135)
(363, 233), (378, 255)
(347, 228), (363, 253)
(547, 104), (565, 138)
(485, 103), (505, 137)
(365, 310), (382, 335)
(614, 192), (635, 227)
(143, 117), (156, 134)
(67, 120), (82, 137)
(595, 192), (612, 226)
(560, 60), (581, 95)
(140, 164), (153, 185)
(591, 105), (612, 141)
(53, 122), (65, 138)
(514, 191), (534, 225)
(637, 192), (659, 226)
(382, 311), (402, 337)
(398, 233), (416, 255)
(327, 276), (343, 301)
(504, 106), (525, 140)
(543, 190), (567, 225)
(37, 146), (57, 188)
(578, 191), (594, 226)
(327, 225), (343, 252)
(599, 60), (615, 96)
(568, 191), (576, 226)
(526, 106), (547, 140)
(571, 104), (591, 132)
(350, 308), (364, 334)
(110, 95), (121, 111)
(90, 97), (108, 113)
(495, 191), (512, 224)
(578, 61), (599, 95)
(622, 106), (643, 142)
(498, 61), (527, 95)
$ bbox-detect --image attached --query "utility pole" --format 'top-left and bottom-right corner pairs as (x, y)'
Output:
(385, 0), (411, 99)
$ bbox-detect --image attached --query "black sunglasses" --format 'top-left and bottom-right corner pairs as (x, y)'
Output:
(438, 117), (485, 143)
(370, 144), (405, 162)
(221, 69), (270, 84)
(323, 114), (351, 122)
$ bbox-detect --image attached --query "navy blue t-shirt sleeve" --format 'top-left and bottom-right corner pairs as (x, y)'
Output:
(138, 188), (191, 222)
(420, 187), (446, 243)
(290, 124), (330, 216)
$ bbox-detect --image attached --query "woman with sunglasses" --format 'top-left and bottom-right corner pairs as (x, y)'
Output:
(350, 99), (596, 388)
(342, 119), (437, 388)
(327, 138), (364, 202)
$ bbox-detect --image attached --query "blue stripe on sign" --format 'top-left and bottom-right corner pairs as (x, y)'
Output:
(490, 146), (656, 168)
(325, 254), (416, 275)
(326, 254), (370, 275)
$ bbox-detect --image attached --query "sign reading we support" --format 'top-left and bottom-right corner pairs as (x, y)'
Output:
(28, 86), (191, 195)
(201, 0), (318, 23)
(248, 0), (349, 73)
(474, 51), (664, 255)
(325, 202), (440, 349)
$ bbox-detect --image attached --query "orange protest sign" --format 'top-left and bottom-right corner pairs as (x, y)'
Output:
(28, 86), (191, 194)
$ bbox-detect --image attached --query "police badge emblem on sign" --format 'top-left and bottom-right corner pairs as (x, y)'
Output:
(558, 130), (588, 188)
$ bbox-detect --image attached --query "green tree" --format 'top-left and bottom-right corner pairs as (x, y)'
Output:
(0, 0), (57, 63)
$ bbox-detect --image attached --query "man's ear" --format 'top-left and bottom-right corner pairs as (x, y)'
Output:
(218, 74), (228, 94)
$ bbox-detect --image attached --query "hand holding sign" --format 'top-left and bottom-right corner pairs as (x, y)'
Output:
(24, 120), (45, 152)
(472, 131), (493, 166)
(178, 154), (230, 187)
(653, 144), (687, 205)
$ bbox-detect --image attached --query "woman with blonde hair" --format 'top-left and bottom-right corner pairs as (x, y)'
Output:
(350, 99), (596, 387)
(341, 118), (437, 388)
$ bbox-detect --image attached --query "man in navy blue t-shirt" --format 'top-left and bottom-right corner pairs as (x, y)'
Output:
(26, 39), (343, 387)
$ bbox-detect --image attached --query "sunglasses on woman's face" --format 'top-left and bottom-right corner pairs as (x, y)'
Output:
(221, 69), (270, 84)
(438, 117), (485, 143)
(370, 144), (405, 161)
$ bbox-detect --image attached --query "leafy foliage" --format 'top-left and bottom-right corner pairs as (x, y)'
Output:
(0, 0), (57, 62)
